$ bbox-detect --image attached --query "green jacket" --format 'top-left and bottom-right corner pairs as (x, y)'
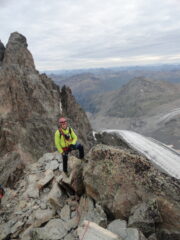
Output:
(54, 127), (77, 153)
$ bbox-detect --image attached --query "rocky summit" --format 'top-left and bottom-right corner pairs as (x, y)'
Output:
(0, 32), (93, 186)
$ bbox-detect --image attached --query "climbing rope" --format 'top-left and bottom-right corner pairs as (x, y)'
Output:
(79, 220), (90, 240)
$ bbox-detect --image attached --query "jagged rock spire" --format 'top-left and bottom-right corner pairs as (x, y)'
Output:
(2, 32), (36, 71)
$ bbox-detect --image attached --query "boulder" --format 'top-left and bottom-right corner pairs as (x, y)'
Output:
(83, 144), (180, 234)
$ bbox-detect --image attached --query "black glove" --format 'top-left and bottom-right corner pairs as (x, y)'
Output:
(69, 144), (75, 151)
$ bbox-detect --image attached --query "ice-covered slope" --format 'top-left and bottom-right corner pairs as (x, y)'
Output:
(102, 130), (180, 179)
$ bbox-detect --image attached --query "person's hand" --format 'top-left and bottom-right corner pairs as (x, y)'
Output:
(69, 144), (75, 150)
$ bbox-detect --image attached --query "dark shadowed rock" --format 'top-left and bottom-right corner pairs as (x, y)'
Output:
(0, 40), (5, 64)
(157, 229), (180, 240)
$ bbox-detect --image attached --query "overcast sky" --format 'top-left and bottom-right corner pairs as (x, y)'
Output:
(0, 0), (180, 70)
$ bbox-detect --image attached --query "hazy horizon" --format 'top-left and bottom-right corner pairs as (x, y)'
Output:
(44, 62), (180, 74)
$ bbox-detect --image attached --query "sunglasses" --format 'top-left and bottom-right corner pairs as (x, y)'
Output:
(60, 121), (67, 124)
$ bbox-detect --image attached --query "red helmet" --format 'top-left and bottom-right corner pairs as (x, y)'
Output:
(59, 117), (67, 124)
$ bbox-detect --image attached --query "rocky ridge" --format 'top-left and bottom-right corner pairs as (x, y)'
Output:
(0, 141), (179, 240)
(0, 32), (93, 186)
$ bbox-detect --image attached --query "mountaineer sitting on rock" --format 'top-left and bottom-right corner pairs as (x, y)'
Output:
(55, 117), (84, 173)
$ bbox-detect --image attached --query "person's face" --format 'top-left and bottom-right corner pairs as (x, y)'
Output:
(60, 121), (67, 129)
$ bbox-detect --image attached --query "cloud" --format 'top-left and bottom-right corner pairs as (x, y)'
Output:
(0, 0), (180, 70)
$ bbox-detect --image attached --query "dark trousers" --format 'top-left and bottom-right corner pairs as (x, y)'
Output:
(62, 142), (84, 173)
